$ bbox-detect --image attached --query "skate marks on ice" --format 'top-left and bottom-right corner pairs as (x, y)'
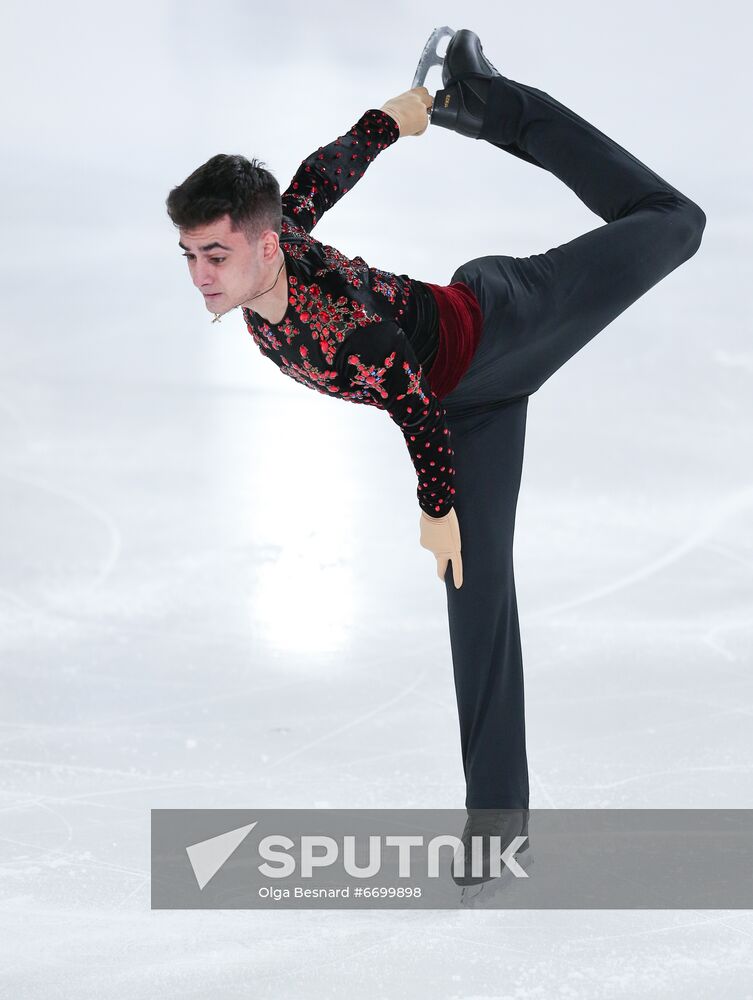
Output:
(522, 482), (753, 624)
(263, 660), (436, 770)
(0, 469), (122, 610)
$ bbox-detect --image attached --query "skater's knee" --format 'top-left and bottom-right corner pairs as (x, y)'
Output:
(662, 194), (707, 261)
(676, 198), (707, 259)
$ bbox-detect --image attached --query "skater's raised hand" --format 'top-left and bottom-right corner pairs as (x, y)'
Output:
(380, 87), (433, 137)
(419, 507), (463, 588)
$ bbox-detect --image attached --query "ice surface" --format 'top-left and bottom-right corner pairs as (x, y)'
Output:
(1, 1), (752, 997)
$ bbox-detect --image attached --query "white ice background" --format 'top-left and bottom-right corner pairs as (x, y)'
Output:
(1, 0), (752, 997)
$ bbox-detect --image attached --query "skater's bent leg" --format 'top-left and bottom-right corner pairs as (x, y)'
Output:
(456, 76), (707, 397)
(443, 397), (530, 810)
(486, 201), (700, 394)
(480, 74), (706, 234)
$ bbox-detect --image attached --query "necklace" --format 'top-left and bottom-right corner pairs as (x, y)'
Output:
(211, 256), (286, 324)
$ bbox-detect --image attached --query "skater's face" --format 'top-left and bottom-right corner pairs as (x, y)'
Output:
(178, 214), (280, 317)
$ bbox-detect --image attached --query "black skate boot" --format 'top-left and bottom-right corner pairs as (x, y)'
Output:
(451, 808), (533, 898)
(430, 28), (501, 139)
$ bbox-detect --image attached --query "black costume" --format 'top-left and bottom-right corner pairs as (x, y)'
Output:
(244, 81), (705, 808)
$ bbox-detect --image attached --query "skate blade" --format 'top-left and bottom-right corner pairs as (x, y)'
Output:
(411, 25), (455, 89)
(459, 852), (535, 908)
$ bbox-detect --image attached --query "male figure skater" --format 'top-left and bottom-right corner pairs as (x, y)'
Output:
(166, 30), (705, 870)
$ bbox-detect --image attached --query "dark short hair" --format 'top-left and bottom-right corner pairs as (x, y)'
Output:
(166, 153), (282, 243)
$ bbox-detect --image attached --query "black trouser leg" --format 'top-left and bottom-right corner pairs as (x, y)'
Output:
(471, 75), (706, 400)
(442, 397), (530, 810)
(440, 74), (705, 810)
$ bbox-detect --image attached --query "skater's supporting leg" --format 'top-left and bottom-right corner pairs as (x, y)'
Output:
(442, 396), (530, 810)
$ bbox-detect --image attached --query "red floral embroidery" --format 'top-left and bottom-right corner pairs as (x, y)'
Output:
(241, 109), (455, 517)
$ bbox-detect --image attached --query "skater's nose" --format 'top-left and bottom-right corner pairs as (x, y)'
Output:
(192, 262), (213, 287)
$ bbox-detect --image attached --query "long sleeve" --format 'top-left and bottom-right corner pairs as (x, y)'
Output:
(334, 320), (455, 517)
(280, 108), (400, 234)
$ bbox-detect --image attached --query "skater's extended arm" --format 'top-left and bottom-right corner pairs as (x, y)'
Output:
(281, 89), (432, 234)
(281, 108), (399, 234)
(334, 319), (463, 588)
(334, 319), (455, 518)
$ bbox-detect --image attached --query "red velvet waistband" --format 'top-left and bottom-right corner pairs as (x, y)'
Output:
(422, 280), (483, 399)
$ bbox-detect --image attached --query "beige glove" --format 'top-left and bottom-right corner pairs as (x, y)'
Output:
(420, 507), (463, 589)
(380, 86), (433, 137)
